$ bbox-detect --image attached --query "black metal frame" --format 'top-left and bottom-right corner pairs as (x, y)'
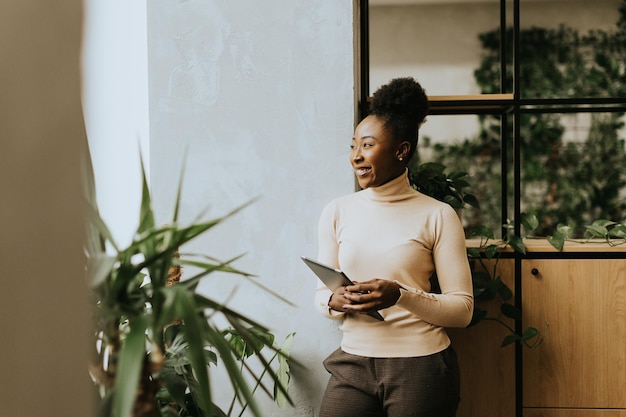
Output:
(358, 1), (626, 416)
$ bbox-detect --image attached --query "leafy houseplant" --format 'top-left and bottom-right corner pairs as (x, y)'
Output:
(546, 219), (626, 250)
(84, 152), (293, 417)
(467, 215), (545, 349)
(408, 162), (480, 210)
(411, 160), (543, 348)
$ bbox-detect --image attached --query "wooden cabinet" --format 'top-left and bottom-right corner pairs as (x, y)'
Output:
(448, 259), (516, 417)
(522, 258), (626, 414)
(450, 252), (626, 417)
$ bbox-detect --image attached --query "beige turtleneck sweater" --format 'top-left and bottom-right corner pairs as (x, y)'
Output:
(314, 171), (473, 358)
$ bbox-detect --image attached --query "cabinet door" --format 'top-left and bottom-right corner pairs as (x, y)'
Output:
(522, 259), (626, 409)
(525, 409), (626, 417)
(448, 259), (516, 417)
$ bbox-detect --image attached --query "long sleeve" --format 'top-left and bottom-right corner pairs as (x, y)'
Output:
(394, 205), (473, 328)
(314, 201), (345, 319)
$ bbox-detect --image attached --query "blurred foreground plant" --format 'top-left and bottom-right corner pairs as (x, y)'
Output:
(83, 150), (294, 417)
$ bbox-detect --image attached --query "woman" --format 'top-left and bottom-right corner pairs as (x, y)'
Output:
(314, 77), (474, 417)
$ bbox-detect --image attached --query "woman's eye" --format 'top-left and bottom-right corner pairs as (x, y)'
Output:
(349, 144), (356, 150)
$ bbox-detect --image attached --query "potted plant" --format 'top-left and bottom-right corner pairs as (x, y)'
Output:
(83, 151), (294, 417)
(408, 161), (480, 210)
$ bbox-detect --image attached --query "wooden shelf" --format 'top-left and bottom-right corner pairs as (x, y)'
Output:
(466, 238), (626, 254)
(428, 93), (514, 115)
(523, 238), (626, 253)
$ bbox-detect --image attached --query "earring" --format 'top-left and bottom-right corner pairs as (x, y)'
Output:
(399, 157), (404, 161)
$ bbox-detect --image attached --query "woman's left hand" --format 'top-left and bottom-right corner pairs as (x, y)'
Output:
(342, 279), (401, 314)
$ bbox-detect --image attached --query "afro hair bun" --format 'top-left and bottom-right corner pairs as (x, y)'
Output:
(369, 77), (429, 125)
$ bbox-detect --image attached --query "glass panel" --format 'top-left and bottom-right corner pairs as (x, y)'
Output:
(410, 114), (504, 238)
(517, 0), (624, 99)
(520, 111), (626, 237)
(369, 1), (502, 96)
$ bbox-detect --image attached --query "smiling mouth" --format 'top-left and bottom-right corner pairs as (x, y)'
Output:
(355, 167), (371, 176)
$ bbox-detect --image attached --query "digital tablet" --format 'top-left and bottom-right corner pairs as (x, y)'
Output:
(301, 256), (384, 321)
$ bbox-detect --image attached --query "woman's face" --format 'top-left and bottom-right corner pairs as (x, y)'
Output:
(350, 115), (407, 189)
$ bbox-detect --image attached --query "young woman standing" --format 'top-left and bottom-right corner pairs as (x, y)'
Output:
(315, 77), (474, 417)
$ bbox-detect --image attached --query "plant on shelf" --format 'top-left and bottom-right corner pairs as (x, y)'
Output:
(408, 161), (480, 210)
(546, 219), (626, 250)
(466, 214), (545, 349)
(84, 151), (294, 417)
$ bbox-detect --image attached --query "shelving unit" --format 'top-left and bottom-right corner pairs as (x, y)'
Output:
(358, 1), (626, 416)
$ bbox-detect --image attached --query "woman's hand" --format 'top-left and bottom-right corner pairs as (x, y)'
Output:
(330, 279), (401, 314)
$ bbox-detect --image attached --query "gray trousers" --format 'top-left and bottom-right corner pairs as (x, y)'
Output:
(319, 346), (460, 417)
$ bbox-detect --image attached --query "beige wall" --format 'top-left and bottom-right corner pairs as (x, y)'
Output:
(0, 1), (94, 416)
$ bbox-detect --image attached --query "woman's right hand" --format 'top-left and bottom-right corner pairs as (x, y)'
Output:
(328, 286), (350, 312)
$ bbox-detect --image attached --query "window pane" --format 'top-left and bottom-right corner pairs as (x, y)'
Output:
(516, 0), (623, 99)
(369, 1), (502, 96)
(520, 111), (626, 237)
(411, 114), (504, 237)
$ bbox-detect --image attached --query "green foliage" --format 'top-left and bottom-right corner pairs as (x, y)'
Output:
(408, 161), (480, 210)
(430, 4), (626, 237)
(84, 150), (294, 417)
(467, 214), (545, 349)
(546, 218), (626, 250)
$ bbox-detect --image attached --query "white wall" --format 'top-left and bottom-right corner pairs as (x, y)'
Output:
(82, 0), (150, 247)
(147, 1), (357, 416)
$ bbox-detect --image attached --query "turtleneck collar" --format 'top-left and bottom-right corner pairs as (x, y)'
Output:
(362, 169), (418, 202)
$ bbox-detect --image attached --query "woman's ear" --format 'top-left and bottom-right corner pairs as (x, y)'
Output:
(396, 141), (411, 161)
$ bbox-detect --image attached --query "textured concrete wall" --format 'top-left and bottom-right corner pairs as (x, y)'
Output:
(147, 1), (357, 415)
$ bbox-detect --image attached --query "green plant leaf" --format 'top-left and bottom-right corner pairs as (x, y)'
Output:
(175, 288), (215, 416)
(274, 332), (296, 409)
(556, 224), (572, 238)
(136, 154), (155, 235)
(501, 303), (521, 320)
(112, 315), (149, 417)
(585, 224), (608, 238)
(468, 307), (487, 327)
(87, 253), (117, 288)
(443, 195), (463, 209)
(420, 162), (446, 173)
(508, 235), (526, 255)
(485, 244), (499, 259)
(520, 326), (540, 343)
(467, 248), (481, 258)
(449, 171), (469, 180)
(609, 224), (626, 238)
(501, 334), (520, 347)
(592, 219), (617, 228)
(159, 365), (189, 410)
(85, 201), (119, 253)
(495, 278), (513, 302)
(463, 194), (480, 209)
(470, 225), (494, 240)
(547, 232), (565, 251)
(521, 212), (539, 232)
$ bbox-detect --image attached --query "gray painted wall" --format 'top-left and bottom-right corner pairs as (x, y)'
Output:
(147, 1), (357, 416)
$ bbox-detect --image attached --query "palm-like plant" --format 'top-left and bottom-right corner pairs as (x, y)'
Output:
(83, 150), (293, 417)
